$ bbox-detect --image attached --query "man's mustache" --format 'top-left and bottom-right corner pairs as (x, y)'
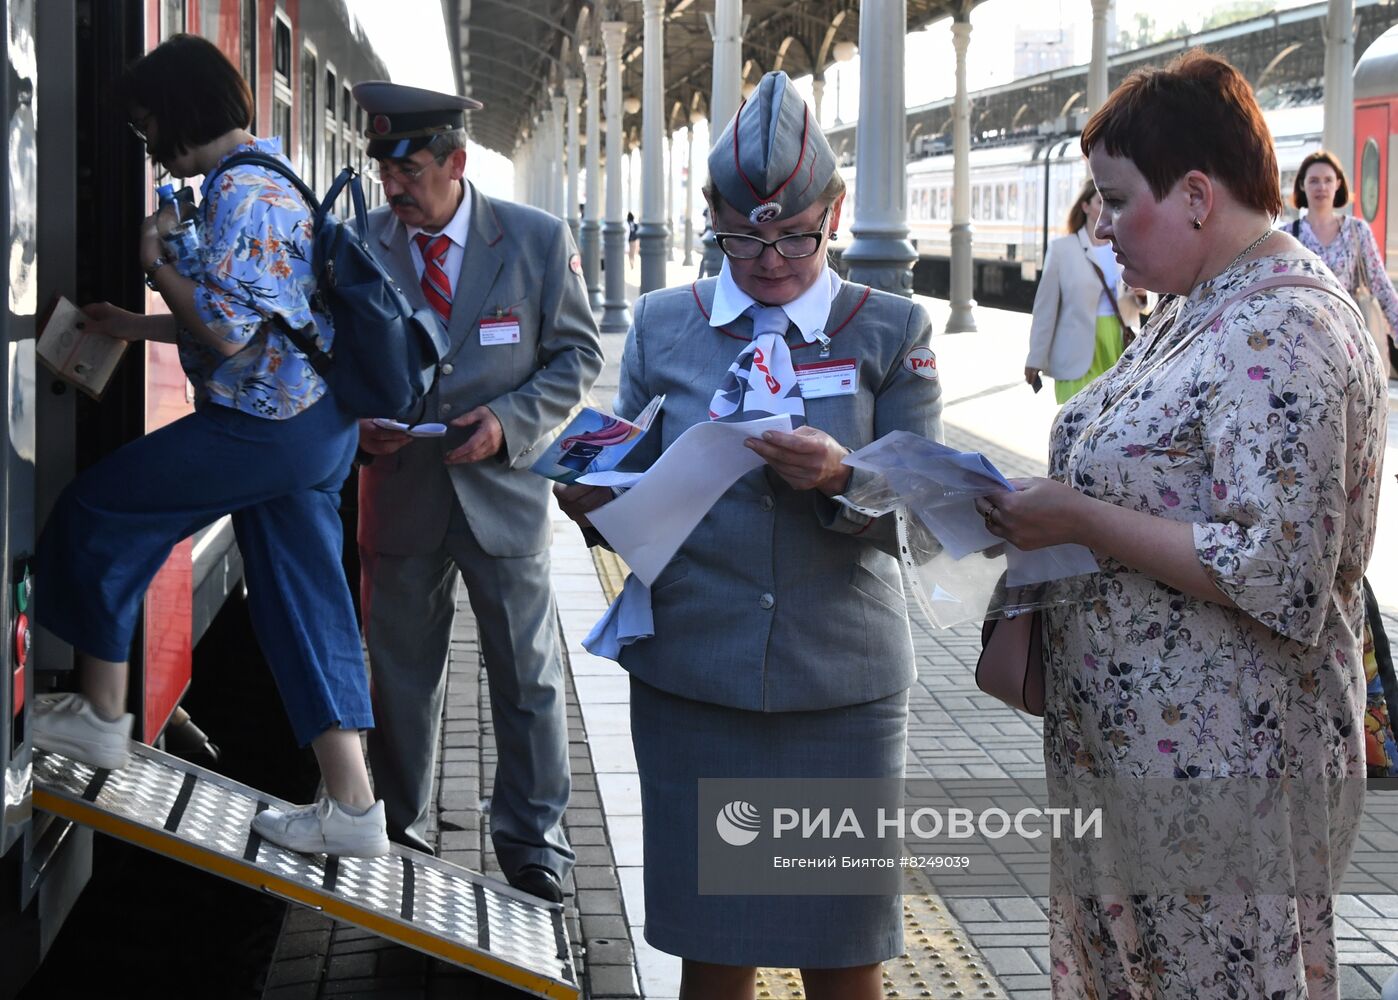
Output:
(390, 194), (420, 209)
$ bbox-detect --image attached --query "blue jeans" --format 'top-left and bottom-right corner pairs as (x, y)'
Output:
(34, 396), (371, 745)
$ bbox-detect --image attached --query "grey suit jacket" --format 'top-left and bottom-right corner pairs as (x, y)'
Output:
(358, 185), (603, 558)
(614, 277), (944, 712)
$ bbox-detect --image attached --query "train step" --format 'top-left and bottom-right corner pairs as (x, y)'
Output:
(33, 744), (578, 999)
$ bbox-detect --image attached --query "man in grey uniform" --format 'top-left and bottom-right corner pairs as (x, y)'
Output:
(352, 82), (602, 902)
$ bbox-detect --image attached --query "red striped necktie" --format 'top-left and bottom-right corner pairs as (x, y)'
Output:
(413, 232), (454, 322)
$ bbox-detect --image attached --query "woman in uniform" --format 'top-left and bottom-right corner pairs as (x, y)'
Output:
(557, 71), (943, 1000)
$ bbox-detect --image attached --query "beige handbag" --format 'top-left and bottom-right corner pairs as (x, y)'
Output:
(976, 611), (1045, 717)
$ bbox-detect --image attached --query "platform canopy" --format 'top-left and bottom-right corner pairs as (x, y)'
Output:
(441, 0), (991, 156)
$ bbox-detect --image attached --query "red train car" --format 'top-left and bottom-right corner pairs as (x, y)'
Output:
(0, 2), (385, 991)
(1353, 23), (1398, 380)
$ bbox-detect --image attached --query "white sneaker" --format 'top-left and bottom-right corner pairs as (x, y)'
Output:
(251, 797), (389, 858)
(32, 693), (133, 770)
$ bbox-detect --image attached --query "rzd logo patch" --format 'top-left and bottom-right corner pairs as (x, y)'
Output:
(904, 347), (938, 380)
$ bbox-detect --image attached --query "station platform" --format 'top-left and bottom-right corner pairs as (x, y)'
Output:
(253, 257), (1398, 999)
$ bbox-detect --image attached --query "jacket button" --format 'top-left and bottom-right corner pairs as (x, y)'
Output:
(758, 593), (775, 610)
(441, 363), (454, 375)
(440, 403), (452, 416)
(759, 495), (774, 512)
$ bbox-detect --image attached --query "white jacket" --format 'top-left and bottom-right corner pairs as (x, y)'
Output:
(1026, 228), (1122, 380)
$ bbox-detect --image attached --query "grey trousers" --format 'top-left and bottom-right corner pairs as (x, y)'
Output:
(360, 503), (573, 878)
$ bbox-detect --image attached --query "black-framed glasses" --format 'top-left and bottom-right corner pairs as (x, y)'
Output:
(364, 154), (444, 185)
(714, 207), (831, 260)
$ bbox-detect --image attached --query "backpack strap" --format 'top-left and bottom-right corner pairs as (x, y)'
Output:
(1290, 218), (1302, 238)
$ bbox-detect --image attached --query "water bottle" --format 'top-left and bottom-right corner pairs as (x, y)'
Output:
(156, 183), (201, 277)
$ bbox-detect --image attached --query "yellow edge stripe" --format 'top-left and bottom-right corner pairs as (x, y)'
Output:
(34, 788), (579, 1000)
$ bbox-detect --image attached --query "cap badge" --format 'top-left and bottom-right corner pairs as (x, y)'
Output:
(749, 201), (783, 224)
(372, 114), (392, 135)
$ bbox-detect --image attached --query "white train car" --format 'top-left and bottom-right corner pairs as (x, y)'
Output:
(837, 104), (1324, 308)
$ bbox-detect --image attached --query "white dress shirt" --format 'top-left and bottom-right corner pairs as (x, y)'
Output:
(406, 180), (474, 296)
(709, 258), (842, 343)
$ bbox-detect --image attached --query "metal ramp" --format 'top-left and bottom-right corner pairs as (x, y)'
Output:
(32, 744), (579, 999)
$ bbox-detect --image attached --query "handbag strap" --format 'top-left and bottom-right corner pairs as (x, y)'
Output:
(1099, 273), (1356, 414)
(1083, 242), (1131, 333)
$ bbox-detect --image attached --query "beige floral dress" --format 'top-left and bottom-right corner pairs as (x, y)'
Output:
(1044, 250), (1387, 999)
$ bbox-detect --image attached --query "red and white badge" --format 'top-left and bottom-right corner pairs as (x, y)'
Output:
(569, 253), (584, 276)
(480, 315), (521, 346)
(903, 347), (938, 380)
(794, 358), (857, 399)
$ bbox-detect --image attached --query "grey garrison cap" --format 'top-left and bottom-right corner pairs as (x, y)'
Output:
(707, 71), (837, 224)
(351, 81), (482, 159)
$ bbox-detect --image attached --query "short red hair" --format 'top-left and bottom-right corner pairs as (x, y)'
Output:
(1080, 50), (1282, 218)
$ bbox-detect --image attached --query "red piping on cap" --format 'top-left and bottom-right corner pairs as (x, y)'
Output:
(732, 102), (812, 206)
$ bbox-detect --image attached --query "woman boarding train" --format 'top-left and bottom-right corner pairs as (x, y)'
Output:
(30, 34), (388, 858)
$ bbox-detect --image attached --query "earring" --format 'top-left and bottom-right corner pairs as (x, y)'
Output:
(1192, 217), (1203, 230)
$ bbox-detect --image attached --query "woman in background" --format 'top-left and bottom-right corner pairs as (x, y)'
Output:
(1024, 178), (1132, 403)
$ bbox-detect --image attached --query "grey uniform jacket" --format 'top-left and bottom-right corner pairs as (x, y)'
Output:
(358, 186), (603, 558)
(613, 277), (943, 713)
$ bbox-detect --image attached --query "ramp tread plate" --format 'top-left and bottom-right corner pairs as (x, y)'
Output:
(33, 747), (577, 999)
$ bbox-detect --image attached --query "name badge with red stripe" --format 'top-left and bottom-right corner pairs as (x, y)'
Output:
(480, 315), (520, 346)
(794, 358), (857, 399)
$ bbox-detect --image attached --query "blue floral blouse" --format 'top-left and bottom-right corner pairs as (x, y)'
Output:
(182, 137), (331, 419)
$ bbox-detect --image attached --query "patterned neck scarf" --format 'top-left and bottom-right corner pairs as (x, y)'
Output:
(707, 304), (806, 427)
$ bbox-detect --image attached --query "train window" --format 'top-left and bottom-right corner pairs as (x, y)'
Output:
(343, 86), (352, 127)
(274, 16), (291, 82)
(1361, 138), (1381, 222)
(1007, 182), (1019, 222)
(326, 68), (338, 117)
(301, 46), (318, 190)
(995, 184), (1006, 221)
(972, 186), (983, 220)
(272, 99), (292, 159)
(161, 0), (185, 39)
(240, 0), (257, 125)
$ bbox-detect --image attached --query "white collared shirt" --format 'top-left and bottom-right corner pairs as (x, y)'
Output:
(709, 257), (842, 343)
(406, 180), (473, 298)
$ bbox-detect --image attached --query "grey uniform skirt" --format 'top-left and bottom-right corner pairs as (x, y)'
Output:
(630, 676), (909, 968)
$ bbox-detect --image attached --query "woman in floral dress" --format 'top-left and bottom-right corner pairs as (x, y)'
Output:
(976, 52), (1386, 999)
(1288, 148), (1398, 376)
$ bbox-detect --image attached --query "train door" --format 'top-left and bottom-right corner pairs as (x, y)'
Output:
(1355, 103), (1389, 265)
(0, 0), (37, 874)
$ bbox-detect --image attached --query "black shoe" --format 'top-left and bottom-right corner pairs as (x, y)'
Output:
(508, 864), (564, 904)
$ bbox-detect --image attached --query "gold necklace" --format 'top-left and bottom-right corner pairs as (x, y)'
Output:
(1224, 228), (1274, 272)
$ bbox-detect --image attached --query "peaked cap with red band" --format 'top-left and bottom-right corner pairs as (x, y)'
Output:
(351, 81), (482, 160)
(708, 71), (836, 224)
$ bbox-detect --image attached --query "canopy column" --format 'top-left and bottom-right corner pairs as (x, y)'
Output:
(637, 0), (669, 292)
(582, 51), (605, 312)
(1323, 0), (1355, 180)
(700, 0), (742, 278)
(1087, 0), (1111, 113)
(565, 76), (582, 242)
(842, 0), (916, 295)
(601, 19), (632, 332)
(946, 10), (977, 333)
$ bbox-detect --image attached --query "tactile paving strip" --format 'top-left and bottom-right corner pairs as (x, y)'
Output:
(754, 870), (1008, 999)
(33, 746), (578, 999)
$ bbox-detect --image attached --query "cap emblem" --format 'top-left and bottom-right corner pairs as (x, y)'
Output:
(372, 114), (392, 135)
(749, 201), (783, 224)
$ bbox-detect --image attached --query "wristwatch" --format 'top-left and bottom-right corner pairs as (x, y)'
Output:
(143, 255), (171, 289)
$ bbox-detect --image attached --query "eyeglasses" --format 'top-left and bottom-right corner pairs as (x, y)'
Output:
(364, 155), (443, 185)
(714, 207), (831, 260)
(128, 113), (153, 144)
